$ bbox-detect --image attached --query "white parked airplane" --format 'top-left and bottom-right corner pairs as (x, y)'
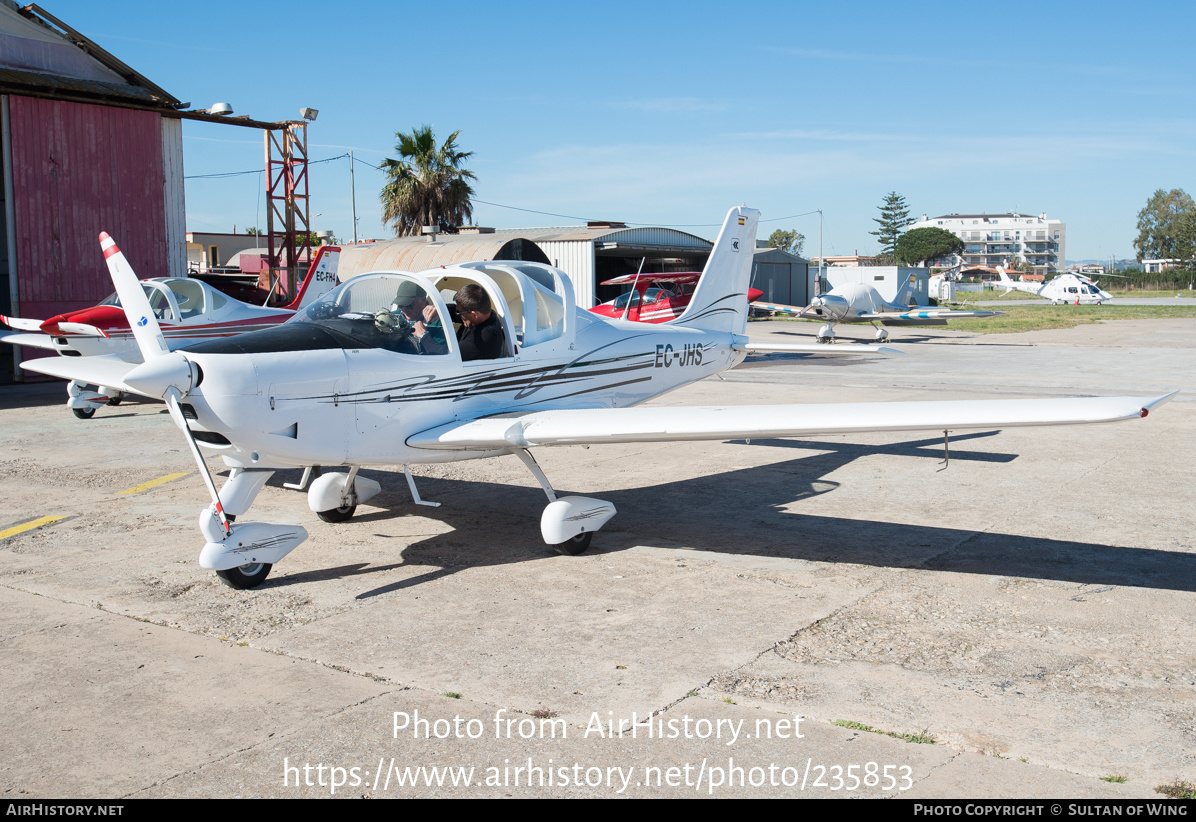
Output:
(26, 208), (1174, 590)
(994, 268), (1115, 304)
(790, 276), (1002, 342)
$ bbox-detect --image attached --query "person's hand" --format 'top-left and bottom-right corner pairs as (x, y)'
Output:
(422, 304), (438, 323)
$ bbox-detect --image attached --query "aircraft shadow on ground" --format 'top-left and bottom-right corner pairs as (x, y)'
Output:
(0, 383), (76, 411)
(261, 432), (1195, 597)
(0, 383), (160, 413)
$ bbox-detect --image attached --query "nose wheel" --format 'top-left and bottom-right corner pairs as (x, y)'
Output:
(215, 562), (273, 589)
(553, 531), (593, 556)
(317, 501), (357, 522)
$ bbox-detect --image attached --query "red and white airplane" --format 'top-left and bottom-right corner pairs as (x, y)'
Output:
(2, 245), (340, 417)
(590, 272), (764, 323)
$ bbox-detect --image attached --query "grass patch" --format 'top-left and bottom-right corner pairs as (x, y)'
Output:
(947, 303), (1196, 334)
(530, 708), (558, 719)
(770, 303), (1196, 335)
(1101, 775), (1128, 783)
(443, 692), (462, 699)
(1109, 289), (1196, 298)
(832, 719), (936, 744)
(948, 289), (1036, 302)
(1155, 779), (1196, 799)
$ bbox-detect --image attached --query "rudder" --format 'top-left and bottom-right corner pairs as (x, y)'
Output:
(672, 206), (760, 334)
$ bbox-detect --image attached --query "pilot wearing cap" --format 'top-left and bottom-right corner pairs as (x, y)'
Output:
(390, 280), (447, 355)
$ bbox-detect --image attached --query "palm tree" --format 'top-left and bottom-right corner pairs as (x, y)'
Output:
(380, 126), (476, 237)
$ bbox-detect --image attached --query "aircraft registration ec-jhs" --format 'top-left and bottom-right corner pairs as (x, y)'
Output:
(27, 207), (1175, 590)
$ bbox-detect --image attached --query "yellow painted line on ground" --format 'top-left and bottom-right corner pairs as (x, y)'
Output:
(0, 515), (68, 542)
(117, 471), (192, 496)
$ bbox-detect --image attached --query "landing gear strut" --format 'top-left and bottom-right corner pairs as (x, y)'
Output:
(512, 449), (615, 554)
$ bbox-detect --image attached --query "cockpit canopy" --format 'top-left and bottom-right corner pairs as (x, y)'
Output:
(100, 278), (228, 322)
(290, 274), (451, 355)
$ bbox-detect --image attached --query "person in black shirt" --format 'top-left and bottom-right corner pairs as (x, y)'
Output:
(454, 284), (506, 361)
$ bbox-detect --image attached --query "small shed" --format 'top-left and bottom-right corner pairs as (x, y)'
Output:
(751, 247), (812, 307)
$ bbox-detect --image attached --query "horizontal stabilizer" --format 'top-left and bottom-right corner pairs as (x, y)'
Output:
(408, 393), (1177, 451)
(20, 355), (139, 395)
(57, 322), (110, 337)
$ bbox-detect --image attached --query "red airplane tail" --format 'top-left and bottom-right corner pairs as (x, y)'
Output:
(282, 246), (341, 311)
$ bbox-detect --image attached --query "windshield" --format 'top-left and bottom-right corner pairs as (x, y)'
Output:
(99, 283), (176, 321)
(288, 274), (449, 355)
(610, 291), (641, 310)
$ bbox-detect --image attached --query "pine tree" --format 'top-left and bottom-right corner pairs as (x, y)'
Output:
(870, 192), (910, 258)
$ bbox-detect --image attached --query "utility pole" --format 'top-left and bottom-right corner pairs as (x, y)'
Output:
(349, 150), (358, 245)
(818, 209), (824, 297)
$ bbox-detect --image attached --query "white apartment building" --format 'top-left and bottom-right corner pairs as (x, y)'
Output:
(904, 212), (1066, 273)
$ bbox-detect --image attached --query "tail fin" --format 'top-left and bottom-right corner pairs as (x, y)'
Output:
(672, 206), (760, 334)
(283, 246), (341, 311)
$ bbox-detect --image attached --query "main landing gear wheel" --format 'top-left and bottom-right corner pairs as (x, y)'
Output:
(72, 407), (96, 420)
(107, 392), (125, 406)
(215, 562), (273, 589)
(553, 531), (593, 556)
(317, 502), (357, 523)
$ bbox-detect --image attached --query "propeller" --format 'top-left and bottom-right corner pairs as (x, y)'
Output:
(99, 232), (231, 538)
(808, 293), (850, 319)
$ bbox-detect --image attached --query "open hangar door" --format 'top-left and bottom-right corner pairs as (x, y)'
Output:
(593, 246), (711, 307)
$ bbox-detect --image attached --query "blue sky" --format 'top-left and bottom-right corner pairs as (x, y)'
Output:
(52, 0), (1196, 261)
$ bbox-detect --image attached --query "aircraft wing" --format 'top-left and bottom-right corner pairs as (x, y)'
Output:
(1, 332), (61, 350)
(855, 309), (1003, 321)
(750, 300), (804, 314)
(0, 315), (44, 331)
(743, 342), (899, 355)
(19, 354), (140, 395)
(602, 272), (702, 286)
(407, 393), (1176, 450)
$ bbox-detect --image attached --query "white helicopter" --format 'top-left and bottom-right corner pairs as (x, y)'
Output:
(29, 207), (1173, 590)
(994, 268), (1115, 304)
(790, 275), (1002, 342)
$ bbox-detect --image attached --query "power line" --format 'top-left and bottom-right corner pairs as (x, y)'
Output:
(184, 153), (349, 180)
(473, 198), (822, 228)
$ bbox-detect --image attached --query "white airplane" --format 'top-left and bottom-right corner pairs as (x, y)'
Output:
(792, 276), (1003, 342)
(993, 268), (1115, 304)
(1, 247), (340, 418)
(25, 207), (1174, 591)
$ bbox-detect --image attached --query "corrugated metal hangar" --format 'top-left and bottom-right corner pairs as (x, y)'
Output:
(339, 228), (813, 310)
(338, 223), (718, 309)
(0, 0), (188, 382)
